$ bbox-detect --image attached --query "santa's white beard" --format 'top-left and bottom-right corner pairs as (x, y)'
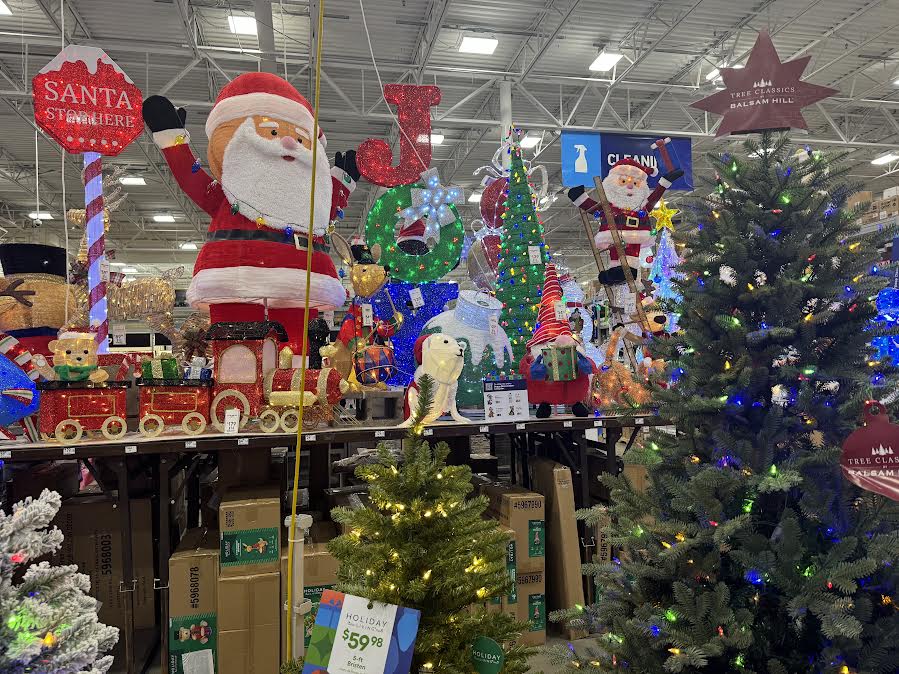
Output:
(220, 117), (332, 234)
(602, 175), (650, 212)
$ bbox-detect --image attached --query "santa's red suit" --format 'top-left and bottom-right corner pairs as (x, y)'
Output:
(145, 73), (354, 353)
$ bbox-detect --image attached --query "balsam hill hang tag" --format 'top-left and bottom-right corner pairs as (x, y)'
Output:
(841, 401), (899, 501)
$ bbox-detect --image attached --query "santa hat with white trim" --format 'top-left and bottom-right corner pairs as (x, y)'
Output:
(204, 72), (326, 147)
(609, 156), (658, 178)
(526, 263), (574, 350)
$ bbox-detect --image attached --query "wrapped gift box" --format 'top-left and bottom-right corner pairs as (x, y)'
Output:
(141, 356), (180, 380)
(541, 345), (577, 382)
(183, 365), (212, 380)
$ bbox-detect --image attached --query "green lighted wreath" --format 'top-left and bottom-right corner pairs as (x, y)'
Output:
(365, 183), (464, 283)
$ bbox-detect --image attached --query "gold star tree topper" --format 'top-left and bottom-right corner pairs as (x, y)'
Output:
(651, 199), (678, 232)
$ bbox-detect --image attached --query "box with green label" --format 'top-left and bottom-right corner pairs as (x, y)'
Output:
(218, 487), (280, 577)
(479, 483), (545, 572)
(168, 528), (218, 674)
(515, 570), (546, 646)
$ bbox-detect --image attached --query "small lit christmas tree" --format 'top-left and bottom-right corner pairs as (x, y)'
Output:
(329, 375), (533, 673)
(0, 490), (119, 674)
(496, 132), (547, 362)
(649, 228), (682, 332)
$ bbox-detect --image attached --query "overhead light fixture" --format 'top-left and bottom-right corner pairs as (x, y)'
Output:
(179, 242), (198, 251)
(418, 133), (444, 145)
(459, 36), (498, 55)
(153, 214), (176, 223)
(227, 14), (258, 35)
(121, 266), (139, 274)
(0, 2), (12, 15)
(110, 262), (127, 267)
(520, 133), (541, 149)
(589, 48), (623, 72)
(119, 175), (146, 186)
(28, 212), (52, 220)
(707, 63), (743, 81)
(468, 192), (482, 203)
(872, 153), (899, 165)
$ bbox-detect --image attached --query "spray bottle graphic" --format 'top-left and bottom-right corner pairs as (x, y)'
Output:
(574, 144), (588, 173)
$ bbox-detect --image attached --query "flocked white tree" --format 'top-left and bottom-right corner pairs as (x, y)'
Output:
(0, 490), (118, 674)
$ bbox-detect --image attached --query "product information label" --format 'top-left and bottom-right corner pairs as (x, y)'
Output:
(111, 323), (126, 346)
(528, 245), (542, 265)
(324, 310), (336, 329)
(362, 304), (374, 327)
(553, 300), (567, 321)
(222, 407), (240, 435)
(528, 593), (546, 631)
(303, 590), (421, 674)
(168, 613), (216, 674)
(219, 528), (278, 568)
(482, 379), (529, 422)
(488, 313), (499, 337)
(409, 287), (424, 308)
(528, 520), (545, 559)
(506, 540), (517, 604)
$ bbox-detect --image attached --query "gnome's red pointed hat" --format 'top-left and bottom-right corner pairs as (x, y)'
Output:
(526, 263), (574, 350)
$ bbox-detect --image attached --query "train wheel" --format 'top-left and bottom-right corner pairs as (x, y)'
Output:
(182, 412), (207, 436)
(139, 414), (165, 438)
(279, 408), (300, 434)
(101, 416), (128, 441)
(259, 408), (280, 433)
(211, 389), (250, 432)
(54, 419), (83, 443)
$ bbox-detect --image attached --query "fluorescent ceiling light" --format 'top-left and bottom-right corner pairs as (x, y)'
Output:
(153, 214), (176, 223)
(872, 153), (899, 165)
(179, 242), (198, 251)
(418, 133), (444, 145)
(227, 14), (257, 35)
(119, 175), (146, 186)
(110, 262), (127, 267)
(520, 133), (541, 149)
(28, 212), (52, 220)
(121, 267), (138, 274)
(468, 192), (482, 203)
(707, 63), (743, 81)
(589, 49), (623, 72)
(0, 2), (12, 15)
(459, 36), (498, 55)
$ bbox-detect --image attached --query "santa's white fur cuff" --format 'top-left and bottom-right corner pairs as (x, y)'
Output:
(153, 128), (190, 149)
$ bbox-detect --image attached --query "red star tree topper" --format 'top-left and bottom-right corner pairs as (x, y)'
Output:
(691, 31), (837, 137)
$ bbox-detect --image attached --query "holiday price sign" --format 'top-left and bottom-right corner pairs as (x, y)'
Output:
(32, 45), (143, 157)
(303, 590), (421, 674)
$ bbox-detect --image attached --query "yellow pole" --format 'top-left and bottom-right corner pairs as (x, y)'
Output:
(285, 0), (325, 659)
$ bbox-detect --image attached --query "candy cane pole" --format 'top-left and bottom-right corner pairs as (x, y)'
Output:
(84, 151), (108, 353)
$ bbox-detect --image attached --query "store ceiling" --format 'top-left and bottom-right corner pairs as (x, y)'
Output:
(0, 0), (898, 283)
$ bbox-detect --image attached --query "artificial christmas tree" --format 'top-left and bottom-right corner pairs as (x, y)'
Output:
(496, 132), (547, 362)
(0, 489), (119, 674)
(329, 375), (532, 673)
(551, 133), (899, 673)
(648, 227), (682, 334)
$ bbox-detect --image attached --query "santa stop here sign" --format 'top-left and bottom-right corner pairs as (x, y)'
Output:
(32, 45), (143, 157)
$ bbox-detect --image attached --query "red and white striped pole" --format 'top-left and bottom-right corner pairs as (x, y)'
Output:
(84, 151), (108, 353)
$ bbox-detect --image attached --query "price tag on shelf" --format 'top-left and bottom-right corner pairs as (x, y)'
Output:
(111, 323), (126, 346)
(594, 420), (604, 427)
(528, 245), (542, 265)
(304, 590), (420, 674)
(361, 304), (374, 327)
(423, 428), (434, 436)
(125, 445), (137, 454)
(0, 450), (11, 459)
(62, 447), (75, 456)
(635, 418), (645, 425)
(516, 423), (526, 431)
(409, 287), (424, 309)
(185, 440), (197, 449)
(554, 300), (567, 321)
(223, 408), (241, 435)
(237, 437), (249, 446)
(488, 313), (499, 337)
(374, 430), (386, 438)
(563, 420), (573, 428)
(324, 310), (335, 330)
(305, 434), (317, 442)
(479, 425), (489, 433)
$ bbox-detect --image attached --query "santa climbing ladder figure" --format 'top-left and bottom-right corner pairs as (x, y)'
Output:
(568, 157), (683, 286)
(142, 72), (359, 355)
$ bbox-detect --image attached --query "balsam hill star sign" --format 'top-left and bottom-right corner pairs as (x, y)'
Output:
(691, 32), (837, 136)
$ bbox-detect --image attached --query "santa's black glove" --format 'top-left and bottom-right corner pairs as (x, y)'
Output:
(334, 150), (361, 183)
(143, 95), (187, 133)
(567, 185), (586, 203)
(659, 168), (684, 188)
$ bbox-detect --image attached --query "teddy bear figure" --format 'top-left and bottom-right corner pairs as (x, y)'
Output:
(34, 332), (109, 383)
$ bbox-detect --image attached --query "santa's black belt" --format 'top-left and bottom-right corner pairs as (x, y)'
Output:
(206, 229), (330, 252)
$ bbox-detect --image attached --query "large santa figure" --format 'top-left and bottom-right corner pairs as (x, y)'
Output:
(142, 73), (358, 353)
(568, 158), (682, 286)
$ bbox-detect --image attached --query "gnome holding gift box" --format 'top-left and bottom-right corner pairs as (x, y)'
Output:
(518, 264), (595, 418)
(142, 72), (359, 354)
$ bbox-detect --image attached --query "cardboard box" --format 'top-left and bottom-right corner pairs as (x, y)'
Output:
(168, 529), (218, 674)
(594, 511), (613, 565)
(218, 572), (280, 674)
(623, 463), (650, 494)
(479, 482), (545, 572)
(884, 187), (899, 200)
(530, 459), (585, 624)
(54, 497), (155, 633)
(848, 191), (873, 209)
(219, 488), (280, 577)
(514, 570), (546, 646)
(280, 523), (340, 659)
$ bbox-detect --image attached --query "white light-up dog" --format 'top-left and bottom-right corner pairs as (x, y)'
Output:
(401, 333), (469, 427)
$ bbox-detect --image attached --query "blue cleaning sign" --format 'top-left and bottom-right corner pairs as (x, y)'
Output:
(561, 131), (693, 190)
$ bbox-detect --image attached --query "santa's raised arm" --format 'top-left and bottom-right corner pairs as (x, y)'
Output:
(142, 72), (357, 353)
